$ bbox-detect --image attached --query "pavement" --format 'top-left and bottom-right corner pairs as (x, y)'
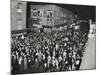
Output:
(80, 33), (96, 70)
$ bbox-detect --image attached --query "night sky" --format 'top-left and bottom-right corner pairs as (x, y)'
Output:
(57, 4), (96, 21)
(27, 1), (96, 21)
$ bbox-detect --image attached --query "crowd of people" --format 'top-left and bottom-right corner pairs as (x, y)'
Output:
(11, 23), (89, 74)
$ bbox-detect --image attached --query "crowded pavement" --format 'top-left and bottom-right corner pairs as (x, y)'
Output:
(11, 21), (89, 74)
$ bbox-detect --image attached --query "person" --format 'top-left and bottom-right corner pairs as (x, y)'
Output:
(24, 55), (27, 71)
(55, 58), (59, 71)
(58, 55), (63, 70)
(51, 56), (56, 72)
(18, 56), (24, 72)
(47, 55), (51, 71)
(67, 54), (72, 71)
(63, 50), (67, 60)
(74, 54), (82, 70)
(32, 56), (39, 72)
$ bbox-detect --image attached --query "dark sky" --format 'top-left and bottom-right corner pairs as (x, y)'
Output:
(27, 1), (96, 21)
(57, 4), (96, 21)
